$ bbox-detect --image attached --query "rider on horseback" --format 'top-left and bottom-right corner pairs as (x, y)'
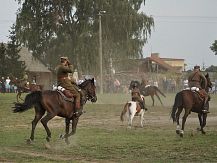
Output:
(131, 85), (147, 111)
(20, 71), (29, 90)
(188, 65), (209, 113)
(56, 56), (82, 117)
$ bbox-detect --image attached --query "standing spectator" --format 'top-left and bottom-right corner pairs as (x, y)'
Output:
(0, 77), (6, 93)
(154, 81), (158, 87)
(215, 79), (217, 94)
(5, 77), (11, 93)
(171, 79), (177, 93)
(113, 78), (121, 93)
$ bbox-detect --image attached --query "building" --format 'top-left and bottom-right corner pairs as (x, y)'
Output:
(139, 53), (185, 73)
(19, 47), (53, 89)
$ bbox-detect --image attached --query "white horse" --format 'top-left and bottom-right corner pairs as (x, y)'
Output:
(120, 101), (147, 128)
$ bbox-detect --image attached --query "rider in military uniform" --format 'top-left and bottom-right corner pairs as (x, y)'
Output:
(188, 65), (209, 113)
(131, 85), (147, 111)
(56, 57), (82, 116)
(20, 71), (29, 90)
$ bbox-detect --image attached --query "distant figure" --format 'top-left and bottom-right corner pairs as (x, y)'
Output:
(113, 78), (121, 93)
(5, 77), (11, 93)
(183, 79), (188, 89)
(171, 79), (176, 92)
(0, 77), (6, 93)
(215, 79), (217, 94)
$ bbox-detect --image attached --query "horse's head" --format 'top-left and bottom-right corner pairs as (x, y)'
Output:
(129, 80), (140, 90)
(205, 73), (212, 89)
(79, 78), (97, 102)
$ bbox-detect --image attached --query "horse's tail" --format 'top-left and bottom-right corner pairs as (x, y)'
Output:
(171, 91), (182, 122)
(13, 91), (42, 113)
(154, 86), (166, 97)
(120, 102), (131, 121)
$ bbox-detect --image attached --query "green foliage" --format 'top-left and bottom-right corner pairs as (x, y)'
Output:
(210, 40), (217, 55)
(0, 43), (7, 76)
(0, 25), (26, 78)
(205, 65), (217, 72)
(15, 0), (154, 75)
(6, 25), (26, 78)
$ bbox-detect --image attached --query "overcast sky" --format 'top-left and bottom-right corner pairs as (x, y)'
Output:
(0, 0), (217, 69)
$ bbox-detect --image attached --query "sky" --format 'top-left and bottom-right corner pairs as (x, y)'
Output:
(0, 0), (217, 70)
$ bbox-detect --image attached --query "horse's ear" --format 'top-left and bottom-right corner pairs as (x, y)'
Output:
(91, 78), (95, 83)
(205, 73), (209, 78)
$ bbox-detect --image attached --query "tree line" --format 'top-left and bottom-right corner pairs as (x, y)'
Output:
(0, 25), (26, 78)
(14, 0), (154, 76)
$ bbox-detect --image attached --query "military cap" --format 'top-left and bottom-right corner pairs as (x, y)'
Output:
(194, 65), (200, 69)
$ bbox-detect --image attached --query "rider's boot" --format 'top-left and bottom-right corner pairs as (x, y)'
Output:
(140, 102), (148, 111)
(74, 100), (83, 117)
(202, 101), (210, 114)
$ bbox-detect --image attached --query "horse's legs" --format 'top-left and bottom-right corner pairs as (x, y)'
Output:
(155, 93), (163, 106)
(140, 111), (145, 127)
(175, 107), (183, 134)
(151, 95), (155, 106)
(65, 117), (79, 137)
(198, 113), (207, 134)
(128, 112), (135, 128)
(64, 118), (70, 144)
(41, 113), (55, 142)
(29, 108), (45, 142)
(180, 109), (191, 137)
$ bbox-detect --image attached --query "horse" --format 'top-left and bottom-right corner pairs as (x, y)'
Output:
(120, 100), (147, 128)
(13, 78), (97, 144)
(10, 77), (43, 102)
(171, 73), (212, 137)
(129, 80), (166, 106)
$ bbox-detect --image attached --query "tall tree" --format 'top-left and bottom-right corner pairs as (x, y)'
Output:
(0, 43), (7, 77)
(6, 24), (26, 78)
(210, 40), (217, 55)
(15, 0), (154, 75)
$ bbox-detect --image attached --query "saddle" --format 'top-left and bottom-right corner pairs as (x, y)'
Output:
(184, 87), (205, 101)
(53, 86), (74, 102)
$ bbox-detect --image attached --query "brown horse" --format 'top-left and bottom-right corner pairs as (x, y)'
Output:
(171, 73), (212, 137)
(10, 77), (43, 102)
(129, 80), (166, 106)
(13, 78), (97, 144)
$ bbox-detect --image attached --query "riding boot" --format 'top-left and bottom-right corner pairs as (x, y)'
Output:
(139, 102), (148, 111)
(202, 102), (209, 114)
(74, 100), (83, 117)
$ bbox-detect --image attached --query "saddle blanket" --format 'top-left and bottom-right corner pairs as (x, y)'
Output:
(53, 86), (74, 102)
(184, 87), (200, 92)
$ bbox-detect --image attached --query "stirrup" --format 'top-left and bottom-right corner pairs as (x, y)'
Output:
(202, 110), (210, 114)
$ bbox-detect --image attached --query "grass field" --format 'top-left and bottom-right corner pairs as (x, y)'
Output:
(0, 92), (217, 163)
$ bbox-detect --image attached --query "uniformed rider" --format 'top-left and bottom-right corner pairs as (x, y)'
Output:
(56, 57), (82, 116)
(188, 65), (209, 113)
(131, 86), (147, 111)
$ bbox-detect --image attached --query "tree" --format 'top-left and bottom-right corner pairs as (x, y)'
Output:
(0, 42), (7, 77)
(205, 65), (217, 72)
(210, 40), (217, 55)
(6, 25), (26, 78)
(15, 0), (154, 76)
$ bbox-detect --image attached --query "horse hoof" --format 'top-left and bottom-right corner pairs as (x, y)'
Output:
(46, 137), (51, 142)
(197, 128), (201, 131)
(26, 139), (33, 144)
(65, 139), (70, 145)
(176, 130), (180, 135)
(202, 131), (206, 135)
(59, 134), (65, 139)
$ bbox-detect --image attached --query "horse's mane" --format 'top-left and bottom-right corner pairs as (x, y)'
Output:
(78, 78), (95, 89)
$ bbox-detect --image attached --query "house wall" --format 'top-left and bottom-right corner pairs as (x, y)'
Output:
(163, 60), (185, 71)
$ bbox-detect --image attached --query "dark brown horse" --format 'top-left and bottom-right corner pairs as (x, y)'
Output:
(171, 73), (212, 137)
(13, 78), (97, 144)
(129, 80), (166, 106)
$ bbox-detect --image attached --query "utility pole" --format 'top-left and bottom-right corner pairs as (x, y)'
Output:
(98, 11), (106, 94)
